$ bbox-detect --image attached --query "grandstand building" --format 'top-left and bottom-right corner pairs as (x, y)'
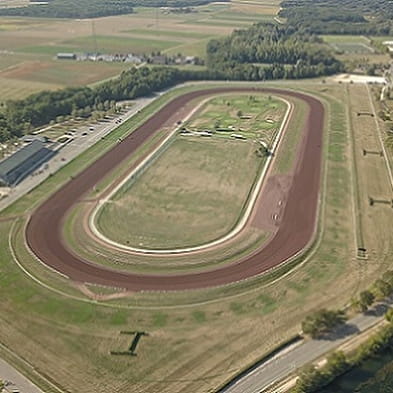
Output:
(0, 140), (55, 186)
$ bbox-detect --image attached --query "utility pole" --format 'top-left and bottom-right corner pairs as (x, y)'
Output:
(91, 19), (98, 55)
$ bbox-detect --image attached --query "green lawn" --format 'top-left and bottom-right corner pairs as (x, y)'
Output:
(187, 94), (286, 145)
(322, 35), (370, 44)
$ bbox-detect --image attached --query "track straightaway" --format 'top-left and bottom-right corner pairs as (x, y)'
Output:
(26, 88), (324, 291)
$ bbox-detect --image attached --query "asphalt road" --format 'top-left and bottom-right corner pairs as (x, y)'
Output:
(223, 301), (391, 393)
(0, 357), (42, 393)
(0, 95), (156, 213)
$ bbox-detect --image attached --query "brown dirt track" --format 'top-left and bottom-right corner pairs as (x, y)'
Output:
(25, 87), (324, 291)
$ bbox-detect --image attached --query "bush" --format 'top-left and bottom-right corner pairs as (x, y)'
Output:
(385, 308), (393, 322)
(293, 365), (329, 393)
(373, 279), (393, 299)
(358, 290), (375, 312)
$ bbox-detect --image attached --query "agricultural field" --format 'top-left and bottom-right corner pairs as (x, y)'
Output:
(0, 76), (60, 100)
(322, 35), (375, 54)
(0, 0), (28, 8)
(321, 34), (391, 69)
(0, 2), (280, 100)
(0, 81), (393, 393)
(96, 94), (287, 249)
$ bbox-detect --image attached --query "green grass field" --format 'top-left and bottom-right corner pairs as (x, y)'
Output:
(97, 137), (261, 249)
(322, 35), (375, 54)
(186, 94), (286, 145)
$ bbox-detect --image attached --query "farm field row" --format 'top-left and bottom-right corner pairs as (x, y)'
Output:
(321, 34), (392, 68)
(0, 81), (393, 393)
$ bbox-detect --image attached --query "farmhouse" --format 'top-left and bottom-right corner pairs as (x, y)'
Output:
(0, 140), (54, 186)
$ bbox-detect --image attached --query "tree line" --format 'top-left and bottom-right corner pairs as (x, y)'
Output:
(293, 321), (393, 393)
(0, 0), (224, 19)
(294, 270), (393, 392)
(0, 67), (193, 142)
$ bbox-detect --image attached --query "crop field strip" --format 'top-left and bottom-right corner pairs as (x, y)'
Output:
(2, 82), (393, 393)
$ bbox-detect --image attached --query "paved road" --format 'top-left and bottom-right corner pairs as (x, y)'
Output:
(223, 301), (391, 393)
(0, 357), (42, 393)
(0, 95), (157, 213)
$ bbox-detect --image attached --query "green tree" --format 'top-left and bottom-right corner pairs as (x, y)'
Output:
(302, 309), (347, 338)
(294, 365), (329, 393)
(358, 290), (375, 312)
(325, 351), (348, 376)
(374, 279), (393, 298)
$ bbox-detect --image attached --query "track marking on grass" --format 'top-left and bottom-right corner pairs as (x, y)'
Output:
(345, 85), (365, 251)
(89, 97), (292, 254)
(366, 85), (393, 192)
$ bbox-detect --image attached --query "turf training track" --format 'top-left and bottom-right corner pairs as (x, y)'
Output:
(26, 87), (324, 292)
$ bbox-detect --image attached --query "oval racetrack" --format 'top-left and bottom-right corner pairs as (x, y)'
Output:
(26, 88), (324, 291)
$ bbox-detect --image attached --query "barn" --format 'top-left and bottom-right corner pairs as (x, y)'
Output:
(0, 140), (55, 186)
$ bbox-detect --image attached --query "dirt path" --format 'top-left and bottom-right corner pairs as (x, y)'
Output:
(25, 87), (324, 291)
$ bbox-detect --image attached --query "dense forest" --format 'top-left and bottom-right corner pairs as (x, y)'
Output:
(0, 0), (223, 19)
(206, 23), (342, 80)
(280, 0), (393, 35)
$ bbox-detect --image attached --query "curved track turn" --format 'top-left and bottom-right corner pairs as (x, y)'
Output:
(26, 88), (324, 291)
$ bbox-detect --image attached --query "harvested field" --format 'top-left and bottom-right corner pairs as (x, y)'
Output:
(0, 59), (130, 86)
(0, 76), (60, 100)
